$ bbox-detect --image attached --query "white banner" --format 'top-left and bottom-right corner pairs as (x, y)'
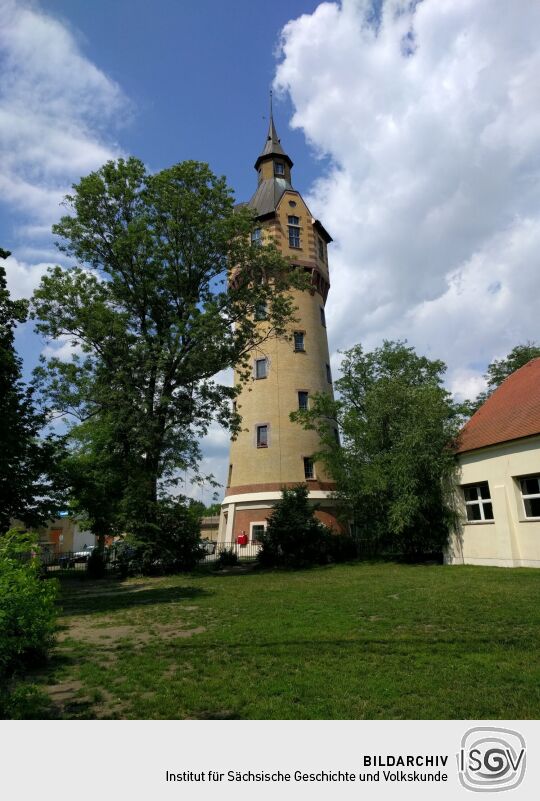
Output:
(1, 719), (538, 800)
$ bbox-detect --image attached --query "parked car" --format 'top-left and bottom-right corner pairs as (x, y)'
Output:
(58, 545), (97, 568)
(198, 539), (216, 555)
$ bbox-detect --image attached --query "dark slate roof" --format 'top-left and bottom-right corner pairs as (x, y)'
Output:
(457, 358), (540, 453)
(254, 115), (293, 170)
(248, 177), (293, 218)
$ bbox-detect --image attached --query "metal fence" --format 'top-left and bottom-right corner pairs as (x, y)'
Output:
(21, 540), (262, 575)
(198, 540), (261, 563)
(38, 549), (118, 574)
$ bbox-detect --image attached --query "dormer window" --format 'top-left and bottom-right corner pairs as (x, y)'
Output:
(275, 162), (285, 176)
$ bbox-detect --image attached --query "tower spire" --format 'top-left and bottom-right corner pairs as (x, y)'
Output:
(254, 95), (293, 171)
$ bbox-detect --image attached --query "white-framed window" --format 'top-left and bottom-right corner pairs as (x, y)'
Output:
(304, 456), (315, 480)
(519, 475), (540, 518)
(251, 227), (262, 246)
(288, 215), (301, 248)
(293, 331), (305, 352)
(250, 522), (266, 542)
(298, 391), (309, 410)
(256, 424), (268, 448)
(275, 162), (285, 176)
(462, 482), (494, 522)
(255, 358), (267, 379)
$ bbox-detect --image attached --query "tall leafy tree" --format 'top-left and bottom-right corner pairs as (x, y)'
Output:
(468, 342), (540, 414)
(32, 159), (302, 535)
(0, 249), (63, 533)
(292, 341), (464, 555)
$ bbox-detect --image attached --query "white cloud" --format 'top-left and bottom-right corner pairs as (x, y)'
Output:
(42, 336), (83, 362)
(275, 0), (540, 399)
(0, 0), (127, 230)
(2, 252), (51, 299)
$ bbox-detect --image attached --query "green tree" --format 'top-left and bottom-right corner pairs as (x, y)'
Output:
(258, 484), (332, 567)
(128, 496), (203, 574)
(292, 341), (463, 556)
(0, 249), (63, 533)
(0, 529), (58, 716)
(58, 418), (125, 548)
(468, 342), (540, 414)
(32, 159), (302, 536)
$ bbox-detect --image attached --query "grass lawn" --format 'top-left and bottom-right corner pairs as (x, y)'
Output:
(13, 561), (540, 719)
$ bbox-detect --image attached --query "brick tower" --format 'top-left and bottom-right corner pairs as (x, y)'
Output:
(218, 112), (340, 543)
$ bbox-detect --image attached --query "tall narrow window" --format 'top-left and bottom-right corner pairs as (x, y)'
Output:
(254, 301), (267, 320)
(227, 464), (233, 487)
(326, 363), (332, 384)
(520, 475), (540, 518)
(320, 306), (326, 327)
(256, 424), (268, 448)
(255, 358), (267, 379)
(298, 391), (309, 410)
(293, 331), (305, 352)
(318, 238), (324, 260)
(303, 457), (315, 480)
(463, 483), (494, 522)
(275, 162), (285, 176)
(251, 227), (262, 246)
(288, 215), (301, 248)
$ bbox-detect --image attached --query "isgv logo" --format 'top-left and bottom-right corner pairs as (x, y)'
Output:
(458, 727), (526, 792)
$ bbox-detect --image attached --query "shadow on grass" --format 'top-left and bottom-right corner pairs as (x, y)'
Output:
(58, 581), (212, 617)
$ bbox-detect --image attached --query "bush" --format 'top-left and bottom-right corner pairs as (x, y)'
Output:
(216, 548), (239, 568)
(258, 485), (334, 568)
(328, 533), (358, 563)
(0, 530), (57, 715)
(128, 497), (203, 574)
(87, 549), (106, 578)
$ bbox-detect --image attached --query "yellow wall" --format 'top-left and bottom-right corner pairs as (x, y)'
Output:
(227, 190), (334, 490)
(447, 435), (540, 567)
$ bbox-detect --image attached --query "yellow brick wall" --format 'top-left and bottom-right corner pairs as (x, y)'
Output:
(228, 191), (335, 490)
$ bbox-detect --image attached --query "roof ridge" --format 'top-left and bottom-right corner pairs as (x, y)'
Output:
(457, 357), (540, 453)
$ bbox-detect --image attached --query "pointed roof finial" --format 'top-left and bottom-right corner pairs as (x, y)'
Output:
(254, 91), (293, 170)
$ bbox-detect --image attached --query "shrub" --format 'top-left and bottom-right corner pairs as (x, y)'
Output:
(0, 530), (57, 715)
(216, 548), (239, 568)
(87, 549), (106, 578)
(258, 485), (334, 568)
(328, 533), (359, 563)
(128, 497), (203, 574)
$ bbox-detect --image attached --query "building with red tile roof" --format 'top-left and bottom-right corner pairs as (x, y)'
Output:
(447, 358), (540, 568)
(457, 358), (540, 454)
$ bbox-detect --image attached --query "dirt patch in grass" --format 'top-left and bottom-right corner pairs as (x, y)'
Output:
(45, 680), (84, 703)
(58, 620), (206, 646)
(154, 624), (206, 639)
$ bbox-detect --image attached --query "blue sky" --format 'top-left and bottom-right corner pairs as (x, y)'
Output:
(2, 0), (540, 498)
(1, 0), (324, 378)
(36, 0), (323, 196)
